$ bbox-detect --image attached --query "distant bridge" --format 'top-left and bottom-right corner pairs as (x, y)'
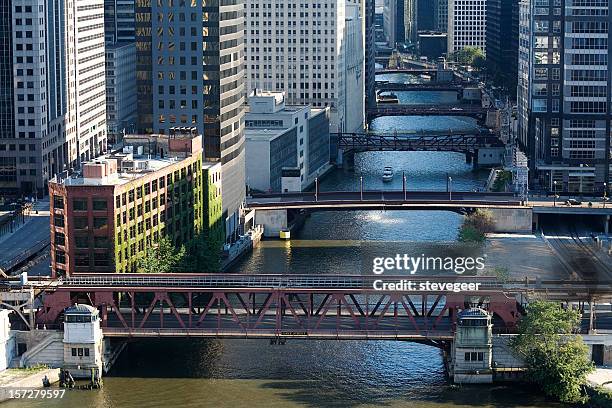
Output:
(333, 132), (504, 154)
(246, 191), (522, 214)
(376, 82), (470, 93)
(368, 105), (490, 120)
(376, 68), (438, 75)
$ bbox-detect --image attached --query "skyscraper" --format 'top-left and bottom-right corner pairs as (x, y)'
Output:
(136, 0), (246, 240)
(447, 0), (487, 55)
(517, 0), (611, 192)
(486, 0), (518, 90)
(104, 0), (136, 44)
(244, 0), (365, 133)
(0, 0), (106, 197)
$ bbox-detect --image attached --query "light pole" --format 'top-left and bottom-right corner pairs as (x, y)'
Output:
(604, 183), (607, 208)
(553, 181), (557, 206)
(315, 177), (319, 202)
(360, 176), (363, 201)
(448, 176), (453, 201)
(403, 172), (407, 201)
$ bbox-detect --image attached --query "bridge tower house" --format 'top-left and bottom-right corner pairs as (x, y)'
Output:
(450, 308), (493, 384)
(63, 304), (104, 379)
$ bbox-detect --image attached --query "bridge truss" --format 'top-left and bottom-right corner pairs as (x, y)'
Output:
(335, 132), (504, 153)
(35, 275), (520, 343)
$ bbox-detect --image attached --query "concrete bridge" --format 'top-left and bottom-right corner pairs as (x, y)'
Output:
(368, 104), (489, 120)
(247, 191), (531, 236)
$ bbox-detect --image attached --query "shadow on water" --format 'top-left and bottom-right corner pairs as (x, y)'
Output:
(105, 339), (567, 408)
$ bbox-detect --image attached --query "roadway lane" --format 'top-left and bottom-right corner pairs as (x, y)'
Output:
(0, 200), (50, 273)
(247, 190), (518, 205)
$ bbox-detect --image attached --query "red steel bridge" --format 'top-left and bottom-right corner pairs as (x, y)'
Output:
(33, 274), (522, 344)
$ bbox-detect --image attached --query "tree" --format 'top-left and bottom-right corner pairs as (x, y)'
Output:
(182, 233), (223, 273)
(458, 209), (495, 242)
(138, 237), (186, 273)
(451, 46), (485, 66)
(510, 301), (594, 404)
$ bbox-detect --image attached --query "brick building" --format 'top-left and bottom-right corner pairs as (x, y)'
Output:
(49, 129), (221, 276)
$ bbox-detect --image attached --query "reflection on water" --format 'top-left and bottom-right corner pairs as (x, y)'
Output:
(4, 339), (565, 408)
(5, 75), (566, 407)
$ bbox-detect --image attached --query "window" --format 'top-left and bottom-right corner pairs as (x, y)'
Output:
(93, 216), (108, 229)
(55, 250), (66, 264)
(53, 195), (64, 209)
(464, 352), (484, 362)
(54, 215), (64, 228)
(71, 348), (77, 357)
(54, 232), (65, 246)
(75, 236), (89, 249)
(74, 217), (88, 230)
(84, 348), (90, 357)
(94, 237), (108, 248)
(92, 200), (107, 211)
(73, 199), (88, 211)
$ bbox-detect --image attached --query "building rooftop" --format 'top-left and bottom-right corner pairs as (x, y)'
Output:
(52, 132), (202, 187)
(65, 304), (98, 315)
(245, 127), (291, 142)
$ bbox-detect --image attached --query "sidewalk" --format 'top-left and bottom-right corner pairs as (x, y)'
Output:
(588, 367), (612, 390)
(0, 367), (60, 402)
(0, 199), (50, 273)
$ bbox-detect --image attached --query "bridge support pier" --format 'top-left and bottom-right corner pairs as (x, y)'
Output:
(254, 209), (289, 238)
(605, 215), (610, 235)
(465, 152), (473, 165)
(488, 208), (533, 233)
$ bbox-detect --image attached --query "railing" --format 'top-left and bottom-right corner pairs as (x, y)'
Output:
(61, 274), (503, 290)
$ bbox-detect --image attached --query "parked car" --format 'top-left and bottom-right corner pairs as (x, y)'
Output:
(565, 199), (582, 206)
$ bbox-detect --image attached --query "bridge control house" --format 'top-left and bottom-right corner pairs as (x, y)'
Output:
(48, 129), (222, 276)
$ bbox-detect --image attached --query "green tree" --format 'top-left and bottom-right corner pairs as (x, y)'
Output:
(451, 46), (485, 66)
(182, 234), (223, 272)
(138, 237), (186, 273)
(458, 209), (495, 242)
(510, 301), (594, 404)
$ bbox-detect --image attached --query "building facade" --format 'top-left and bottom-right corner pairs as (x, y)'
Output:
(244, 0), (364, 134)
(436, 0), (448, 32)
(447, 0), (487, 55)
(383, 0), (417, 47)
(0, 0), (106, 197)
(49, 131), (206, 276)
(417, 0), (436, 32)
(136, 0), (246, 241)
(104, 0), (136, 44)
(245, 91), (330, 191)
(364, 0), (377, 110)
(518, 0), (611, 193)
(106, 42), (137, 144)
(486, 0), (519, 91)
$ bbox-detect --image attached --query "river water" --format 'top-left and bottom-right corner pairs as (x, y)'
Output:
(4, 75), (566, 407)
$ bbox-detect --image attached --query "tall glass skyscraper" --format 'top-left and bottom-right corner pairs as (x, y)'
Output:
(136, 0), (246, 240)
